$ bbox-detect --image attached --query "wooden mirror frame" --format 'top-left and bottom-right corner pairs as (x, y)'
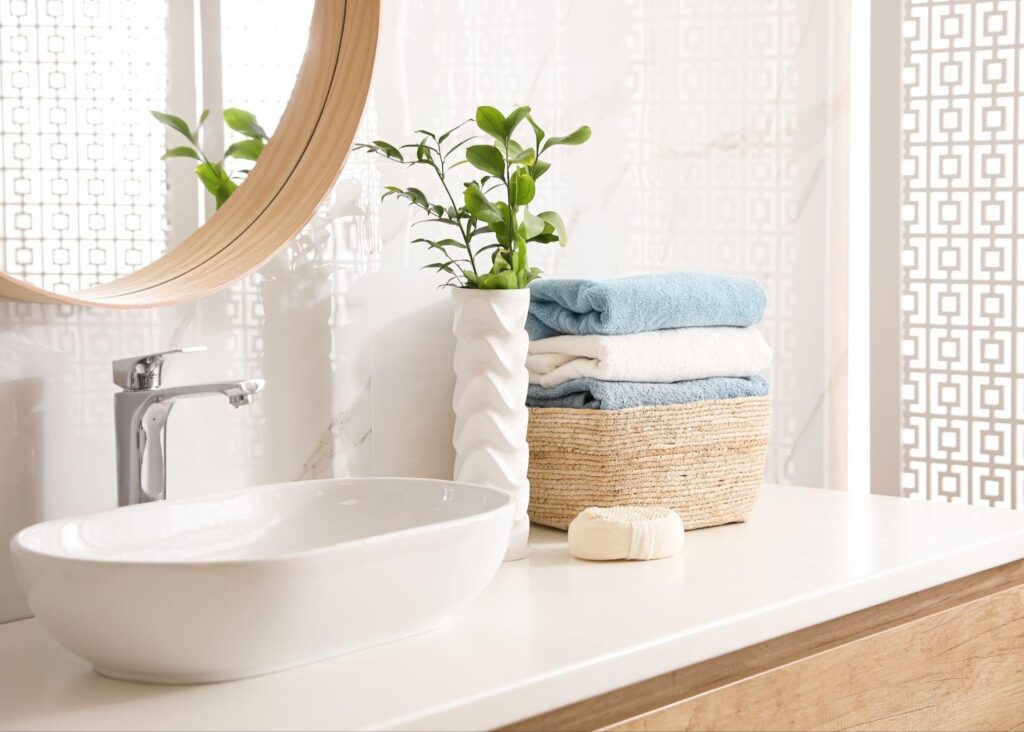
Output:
(0, 0), (379, 308)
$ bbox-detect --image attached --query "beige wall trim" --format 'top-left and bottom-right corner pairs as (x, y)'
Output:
(867, 0), (903, 495)
(827, 0), (851, 491)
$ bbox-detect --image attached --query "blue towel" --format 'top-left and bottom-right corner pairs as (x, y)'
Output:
(527, 375), (770, 410)
(526, 273), (767, 340)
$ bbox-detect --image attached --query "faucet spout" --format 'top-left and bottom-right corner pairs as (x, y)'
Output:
(113, 366), (265, 506)
(153, 379), (265, 406)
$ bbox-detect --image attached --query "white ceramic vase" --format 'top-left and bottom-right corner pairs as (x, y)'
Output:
(451, 288), (531, 561)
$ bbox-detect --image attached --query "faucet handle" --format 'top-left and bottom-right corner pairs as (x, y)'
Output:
(112, 347), (207, 390)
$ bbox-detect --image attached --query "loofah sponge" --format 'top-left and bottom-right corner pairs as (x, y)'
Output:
(567, 506), (685, 561)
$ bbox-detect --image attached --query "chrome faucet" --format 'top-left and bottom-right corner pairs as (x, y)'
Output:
(113, 347), (265, 507)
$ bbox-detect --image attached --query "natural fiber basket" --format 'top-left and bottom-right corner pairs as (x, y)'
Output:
(527, 396), (771, 531)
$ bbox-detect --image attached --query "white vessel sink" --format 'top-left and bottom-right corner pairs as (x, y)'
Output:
(10, 477), (513, 684)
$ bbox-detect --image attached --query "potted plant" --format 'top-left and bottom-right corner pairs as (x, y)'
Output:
(357, 105), (590, 560)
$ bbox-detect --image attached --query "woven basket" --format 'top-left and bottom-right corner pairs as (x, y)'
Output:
(527, 396), (771, 531)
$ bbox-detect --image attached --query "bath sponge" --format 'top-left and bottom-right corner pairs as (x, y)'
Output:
(567, 506), (684, 561)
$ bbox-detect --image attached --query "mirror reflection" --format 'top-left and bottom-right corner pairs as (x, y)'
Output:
(0, 0), (313, 292)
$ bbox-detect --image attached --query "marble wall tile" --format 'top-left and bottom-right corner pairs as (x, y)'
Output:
(0, 0), (837, 623)
(364, 0), (835, 487)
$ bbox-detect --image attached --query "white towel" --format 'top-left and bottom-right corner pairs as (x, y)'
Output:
(526, 326), (772, 388)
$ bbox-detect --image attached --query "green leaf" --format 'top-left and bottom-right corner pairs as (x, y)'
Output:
(495, 138), (523, 158)
(478, 270), (518, 289)
(521, 209), (545, 239)
(488, 219), (511, 246)
(151, 111), (194, 143)
(195, 161), (237, 208)
(193, 108), (210, 139)
(475, 106), (507, 141)
(162, 146), (200, 160)
(510, 147), (536, 166)
(532, 159), (552, 179)
(224, 138), (264, 161)
(513, 237), (527, 275)
(538, 211), (568, 247)
(527, 114), (545, 146)
(415, 139), (433, 163)
(443, 135), (476, 160)
(510, 169), (535, 206)
(495, 201), (512, 226)
(504, 106), (531, 137)
(525, 266), (543, 284)
(405, 186), (429, 209)
(413, 237), (466, 250)
(223, 108), (268, 140)
(195, 161), (225, 191)
(214, 179), (237, 208)
(465, 145), (506, 177)
(463, 183), (503, 224)
(541, 125), (591, 152)
(355, 141), (404, 162)
(438, 119), (471, 145)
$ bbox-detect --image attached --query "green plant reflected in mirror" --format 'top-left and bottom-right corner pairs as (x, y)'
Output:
(153, 108), (270, 209)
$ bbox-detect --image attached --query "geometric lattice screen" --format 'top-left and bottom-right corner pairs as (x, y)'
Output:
(902, 0), (1023, 507)
(0, 0), (169, 292)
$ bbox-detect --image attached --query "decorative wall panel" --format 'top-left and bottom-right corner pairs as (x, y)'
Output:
(902, 0), (1023, 507)
(389, 0), (827, 485)
(0, 0), (168, 291)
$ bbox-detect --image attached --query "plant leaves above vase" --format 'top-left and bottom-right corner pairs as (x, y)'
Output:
(355, 105), (590, 289)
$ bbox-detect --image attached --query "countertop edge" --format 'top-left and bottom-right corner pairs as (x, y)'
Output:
(388, 529), (1024, 731)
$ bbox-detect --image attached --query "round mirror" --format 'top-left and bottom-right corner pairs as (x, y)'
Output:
(0, 0), (378, 307)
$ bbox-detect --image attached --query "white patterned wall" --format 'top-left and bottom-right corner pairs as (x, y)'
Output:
(0, 0), (837, 623)
(902, 0), (1023, 507)
(0, 0), (169, 291)
(378, 0), (830, 485)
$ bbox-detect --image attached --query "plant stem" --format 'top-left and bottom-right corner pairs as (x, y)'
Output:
(432, 150), (479, 279)
(503, 143), (521, 276)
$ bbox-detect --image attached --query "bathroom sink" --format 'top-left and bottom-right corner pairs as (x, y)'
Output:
(10, 477), (513, 684)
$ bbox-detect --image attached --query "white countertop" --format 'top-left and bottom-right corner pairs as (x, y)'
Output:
(2, 484), (1024, 731)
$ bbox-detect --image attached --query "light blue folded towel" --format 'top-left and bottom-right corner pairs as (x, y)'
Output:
(526, 375), (770, 410)
(526, 273), (767, 340)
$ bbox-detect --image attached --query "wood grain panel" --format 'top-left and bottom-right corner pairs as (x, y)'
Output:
(615, 584), (1024, 731)
(506, 561), (1024, 732)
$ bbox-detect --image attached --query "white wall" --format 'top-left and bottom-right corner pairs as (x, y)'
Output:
(0, 0), (836, 623)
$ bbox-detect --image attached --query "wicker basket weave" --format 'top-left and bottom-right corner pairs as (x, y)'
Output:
(526, 396), (771, 531)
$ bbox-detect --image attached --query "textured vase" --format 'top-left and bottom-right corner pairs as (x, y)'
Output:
(451, 288), (531, 561)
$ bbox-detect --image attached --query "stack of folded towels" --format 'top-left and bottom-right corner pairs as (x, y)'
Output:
(525, 272), (771, 410)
